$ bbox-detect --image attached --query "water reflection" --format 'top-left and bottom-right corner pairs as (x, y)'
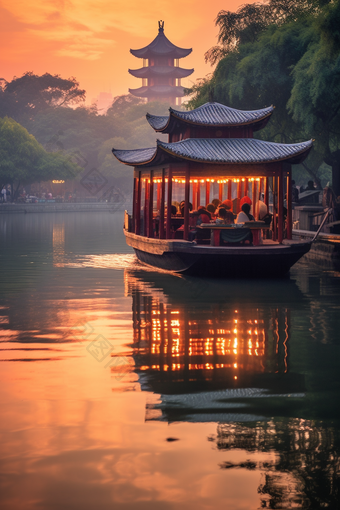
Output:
(52, 222), (65, 267)
(215, 419), (340, 508)
(1, 212), (340, 509)
(125, 271), (306, 422)
(124, 270), (340, 507)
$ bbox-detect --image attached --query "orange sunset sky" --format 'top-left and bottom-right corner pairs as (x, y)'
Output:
(0, 0), (245, 104)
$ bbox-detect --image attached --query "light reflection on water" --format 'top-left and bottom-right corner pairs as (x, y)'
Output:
(0, 211), (340, 509)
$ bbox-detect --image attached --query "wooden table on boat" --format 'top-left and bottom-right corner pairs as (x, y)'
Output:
(198, 222), (270, 246)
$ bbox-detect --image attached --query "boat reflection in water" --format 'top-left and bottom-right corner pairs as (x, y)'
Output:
(125, 270), (306, 423)
(122, 270), (340, 508)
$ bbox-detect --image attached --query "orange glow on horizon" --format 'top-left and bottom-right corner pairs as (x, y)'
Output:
(0, 0), (245, 102)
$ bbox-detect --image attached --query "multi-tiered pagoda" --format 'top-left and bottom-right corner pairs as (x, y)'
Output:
(129, 20), (194, 104)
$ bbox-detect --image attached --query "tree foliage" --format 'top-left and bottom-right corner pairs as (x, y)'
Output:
(205, 0), (329, 65)
(0, 72), (86, 127)
(0, 117), (81, 197)
(186, 0), (340, 190)
(0, 72), (181, 194)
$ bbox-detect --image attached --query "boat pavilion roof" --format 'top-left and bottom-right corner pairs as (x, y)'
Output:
(129, 66), (194, 79)
(130, 25), (192, 59)
(112, 138), (313, 168)
(146, 102), (274, 133)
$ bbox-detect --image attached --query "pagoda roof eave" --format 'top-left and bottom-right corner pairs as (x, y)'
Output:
(130, 47), (192, 59)
(129, 85), (185, 98)
(146, 102), (274, 133)
(112, 138), (313, 168)
(128, 66), (194, 79)
(130, 29), (192, 59)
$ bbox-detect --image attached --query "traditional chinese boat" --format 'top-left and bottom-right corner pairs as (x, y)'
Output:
(112, 102), (313, 277)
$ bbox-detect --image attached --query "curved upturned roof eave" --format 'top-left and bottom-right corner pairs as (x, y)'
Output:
(112, 146), (158, 167)
(157, 138), (313, 166)
(146, 102), (275, 133)
(130, 31), (192, 59)
(129, 85), (185, 98)
(128, 66), (194, 79)
(112, 138), (313, 168)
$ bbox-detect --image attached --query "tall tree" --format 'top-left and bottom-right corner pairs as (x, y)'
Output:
(205, 0), (329, 65)
(186, 2), (340, 188)
(288, 0), (340, 193)
(0, 117), (81, 199)
(0, 72), (85, 124)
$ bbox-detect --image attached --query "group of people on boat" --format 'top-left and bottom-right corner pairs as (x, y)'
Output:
(165, 196), (272, 244)
(171, 196), (269, 225)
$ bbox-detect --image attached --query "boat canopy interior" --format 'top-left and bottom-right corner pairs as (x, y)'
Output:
(127, 161), (294, 245)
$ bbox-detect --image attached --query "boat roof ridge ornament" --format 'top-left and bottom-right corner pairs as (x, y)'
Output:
(158, 20), (164, 33)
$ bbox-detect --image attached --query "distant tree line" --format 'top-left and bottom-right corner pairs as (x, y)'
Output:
(185, 0), (340, 193)
(0, 72), (169, 198)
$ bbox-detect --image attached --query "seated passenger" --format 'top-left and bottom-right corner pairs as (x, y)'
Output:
(240, 196), (252, 208)
(256, 199), (268, 220)
(172, 201), (180, 214)
(236, 203), (255, 223)
(179, 201), (193, 217)
(222, 199), (232, 209)
(196, 206), (211, 224)
(212, 198), (222, 208)
(206, 203), (217, 216)
(220, 200), (235, 223)
(216, 206), (234, 224)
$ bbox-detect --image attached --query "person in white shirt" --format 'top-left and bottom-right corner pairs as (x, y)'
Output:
(236, 203), (255, 223)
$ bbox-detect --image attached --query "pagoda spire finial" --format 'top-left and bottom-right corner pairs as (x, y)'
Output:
(158, 20), (164, 32)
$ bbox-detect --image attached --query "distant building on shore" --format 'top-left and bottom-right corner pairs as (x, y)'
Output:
(91, 92), (113, 114)
(128, 20), (194, 105)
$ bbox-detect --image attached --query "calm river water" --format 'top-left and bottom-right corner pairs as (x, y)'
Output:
(0, 211), (340, 509)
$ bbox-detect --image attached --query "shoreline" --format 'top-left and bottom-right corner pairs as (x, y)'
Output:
(0, 202), (130, 214)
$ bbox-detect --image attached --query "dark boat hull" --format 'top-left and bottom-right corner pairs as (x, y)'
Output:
(125, 231), (311, 278)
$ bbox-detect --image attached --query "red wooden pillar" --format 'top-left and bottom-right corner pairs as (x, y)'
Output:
(159, 168), (165, 239)
(244, 178), (248, 197)
(277, 168), (284, 243)
(237, 180), (242, 213)
(135, 171), (141, 235)
(219, 182), (223, 202)
(286, 166), (292, 240)
(197, 181), (201, 208)
(144, 177), (149, 237)
(184, 166), (190, 240)
(166, 166), (172, 239)
(272, 176), (277, 241)
(253, 180), (258, 218)
(264, 177), (269, 207)
(227, 180), (232, 201)
(252, 179), (256, 215)
(148, 170), (154, 238)
(205, 181), (210, 205)
(132, 175), (137, 233)
(157, 180), (161, 211)
(192, 182), (197, 210)
(237, 180), (242, 200)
